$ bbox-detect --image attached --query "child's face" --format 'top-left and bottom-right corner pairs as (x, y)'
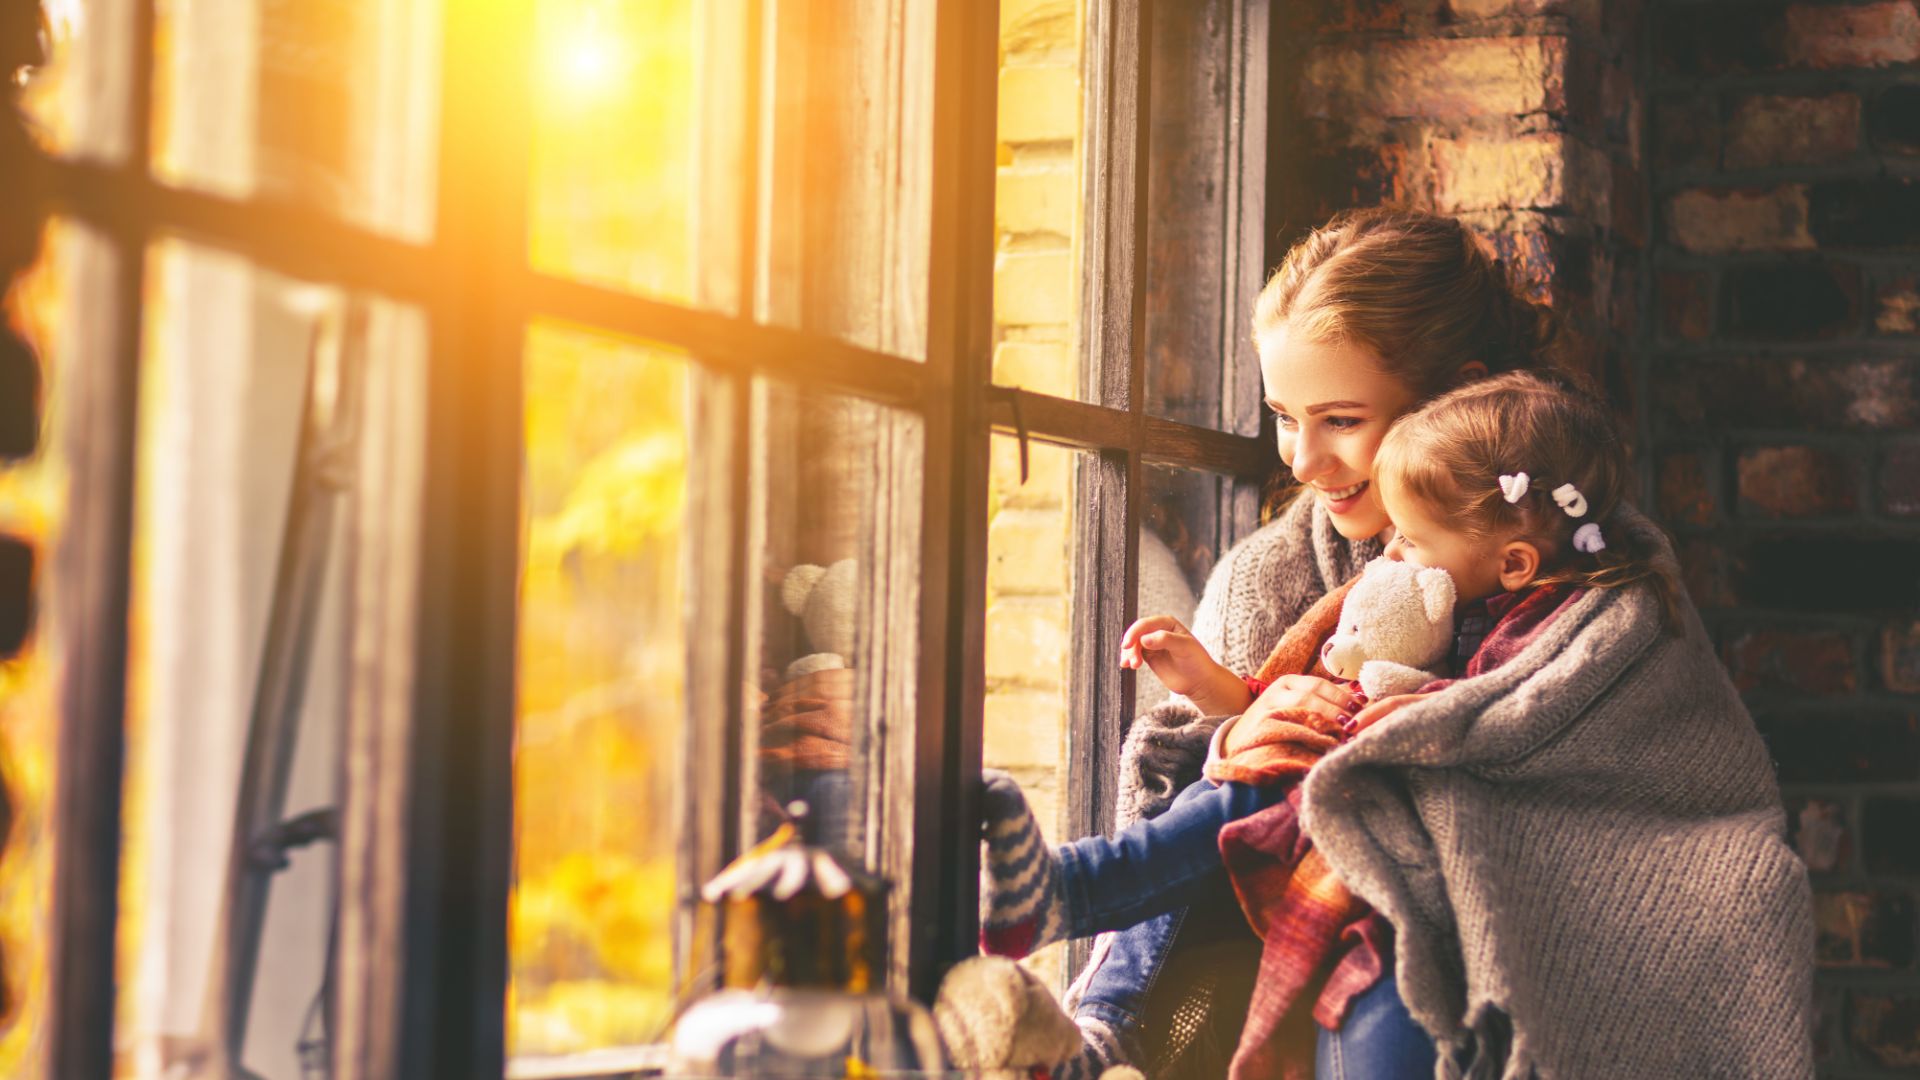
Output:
(1258, 327), (1419, 542)
(1379, 482), (1517, 604)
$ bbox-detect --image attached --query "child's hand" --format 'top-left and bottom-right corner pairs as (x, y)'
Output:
(1119, 616), (1249, 714)
(1350, 691), (1432, 733)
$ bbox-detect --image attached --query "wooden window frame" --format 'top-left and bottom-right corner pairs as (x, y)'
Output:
(34, 0), (1274, 1076)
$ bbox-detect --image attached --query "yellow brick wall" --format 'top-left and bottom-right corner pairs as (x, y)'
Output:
(985, 0), (1082, 991)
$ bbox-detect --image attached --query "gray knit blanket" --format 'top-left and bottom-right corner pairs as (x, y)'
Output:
(1302, 512), (1815, 1079)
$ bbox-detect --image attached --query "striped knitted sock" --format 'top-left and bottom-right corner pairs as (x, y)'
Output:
(979, 769), (1068, 959)
(1052, 1014), (1133, 1080)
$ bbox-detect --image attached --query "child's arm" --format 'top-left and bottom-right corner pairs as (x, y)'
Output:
(1119, 615), (1255, 715)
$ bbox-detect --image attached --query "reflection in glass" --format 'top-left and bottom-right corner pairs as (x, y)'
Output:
(981, 435), (1077, 990)
(18, 0), (137, 161)
(151, 0), (440, 238)
(746, 382), (920, 884)
(119, 240), (424, 1080)
(0, 219), (116, 1080)
(509, 323), (687, 1059)
(1135, 463), (1228, 708)
(527, 0), (697, 303)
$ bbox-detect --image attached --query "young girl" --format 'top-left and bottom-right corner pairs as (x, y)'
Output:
(979, 371), (1684, 1078)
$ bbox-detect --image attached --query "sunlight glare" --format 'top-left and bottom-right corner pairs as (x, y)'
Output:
(540, 18), (629, 102)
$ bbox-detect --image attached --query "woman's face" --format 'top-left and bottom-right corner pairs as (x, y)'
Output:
(1258, 327), (1420, 541)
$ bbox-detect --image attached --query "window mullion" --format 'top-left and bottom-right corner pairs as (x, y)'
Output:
(912, 0), (998, 1002)
(46, 0), (157, 1072)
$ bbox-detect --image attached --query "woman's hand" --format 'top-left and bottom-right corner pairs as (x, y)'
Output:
(1119, 615), (1249, 714)
(1245, 673), (1368, 728)
(1349, 691), (1431, 733)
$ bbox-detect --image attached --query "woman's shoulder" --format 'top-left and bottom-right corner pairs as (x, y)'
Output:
(1190, 494), (1379, 671)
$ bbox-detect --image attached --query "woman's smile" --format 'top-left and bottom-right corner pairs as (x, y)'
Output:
(1316, 479), (1370, 514)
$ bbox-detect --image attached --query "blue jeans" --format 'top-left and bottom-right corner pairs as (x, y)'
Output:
(1061, 778), (1435, 1076)
(1315, 971), (1436, 1080)
(1063, 778), (1284, 1034)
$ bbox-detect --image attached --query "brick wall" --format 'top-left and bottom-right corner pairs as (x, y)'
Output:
(1647, 2), (1920, 1073)
(1271, 0), (1646, 418)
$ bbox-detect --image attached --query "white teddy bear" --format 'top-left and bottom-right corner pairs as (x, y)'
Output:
(1320, 556), (1457, 699)
(779, 558), (858, 680)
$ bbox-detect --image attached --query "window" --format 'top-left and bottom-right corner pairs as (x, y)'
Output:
(15, 1), (1276, 1077)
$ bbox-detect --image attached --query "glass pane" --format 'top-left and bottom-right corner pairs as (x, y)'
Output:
(527, 0), (700, 305)
(1136, 463), (1230, 704)
(151, 0), (440, 240)
(982, 435), (1077, 990)
(0, 218), (118, 1080)
(745, 378), (921, 967)
(509, 323), (688, 1061)
(119, 240), (426, 1079)
(19, 0), (137, 161)
(757, 5), (932, 360)
(989, 0), (1085, 398)
(1145, 0), (1253, 433)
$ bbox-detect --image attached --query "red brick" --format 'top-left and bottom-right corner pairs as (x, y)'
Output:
(1883, 443), (1920, 516)
(1666, 186), (1814, 254)
(1659, 2), (1920, 74)
(1808, 177), (1920, 247)
(1815, 890), (1917, 969)
(1721, 263), (1862, 341)
(1657, 448), (1716, 525)
(1785, 1), (1920, 69)
(1787, 796), (1852, 874)
(1736, 446), (1861, 517)
(1724, 93), (1862, 168)
(1867, 84), (1920, 153)
(1656, 356), (1920, 431)
(1299, 37), (1569, 124)
(1658, 270), (1713, 341)
(1759, 712), (1920, 783)
(1873, 273), (1920, 334)
(1429, 133), (1566, 213)
(1724, 628), (1859, 694)
(1864, 799), (1920, 875)
(1651, 96), (1719, 171)
(1849, 992), (1920, 1070)
(1885, 620), (1920, 692)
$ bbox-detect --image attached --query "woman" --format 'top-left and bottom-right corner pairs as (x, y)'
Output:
(1060, 209), (1813, 1079)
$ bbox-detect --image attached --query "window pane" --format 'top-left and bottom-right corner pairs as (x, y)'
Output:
(19, 0), (137, 161)
(0, 218), (118, 1080)
(757, 4), (932, 361)
(151, 0), (441, 240)
(745, 378), (921, 977)
(119, 240), (426, 1079)
(509, 322), (688, 1061)
(982, 434), (1078, 991)
(526, 0), (701, 306)
(990, 1), (1085, 399)
(1136, 462), (1231, 699)
(1145, 1), (1259, 434)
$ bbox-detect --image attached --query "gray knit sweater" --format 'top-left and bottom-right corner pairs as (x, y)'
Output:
(1300, 509), (1814, 1079)
(1114, 492), (1379, 827)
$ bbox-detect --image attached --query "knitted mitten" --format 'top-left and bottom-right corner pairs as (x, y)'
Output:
(980, 769), (1068, 959)
(1052, 1014), (1134, 1080)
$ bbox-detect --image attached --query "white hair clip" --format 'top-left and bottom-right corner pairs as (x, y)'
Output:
(1572, 522), (1606, 554)
(1498, 472), (1530, 504)
(1551, 482), (1589, 518)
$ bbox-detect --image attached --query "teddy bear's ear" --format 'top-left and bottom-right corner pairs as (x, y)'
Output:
(781, 563), (827, 617)
(1415, 566), (1456, 624)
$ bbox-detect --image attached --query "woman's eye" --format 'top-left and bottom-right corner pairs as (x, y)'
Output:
(1274, 413), (1298, 431)
(1325, 416), (1363, 431)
